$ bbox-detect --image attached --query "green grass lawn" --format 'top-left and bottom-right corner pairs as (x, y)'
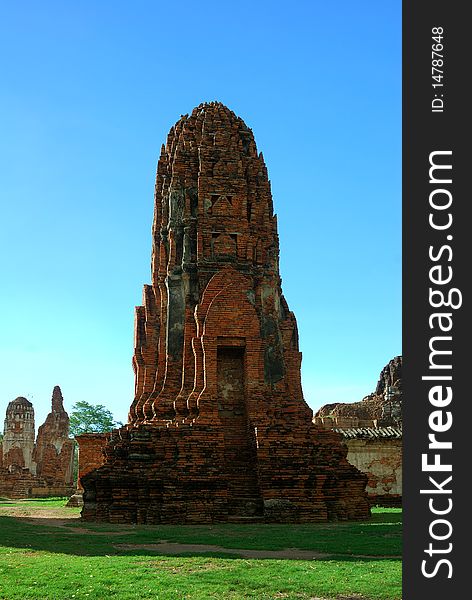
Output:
(0, 499), (402, 600)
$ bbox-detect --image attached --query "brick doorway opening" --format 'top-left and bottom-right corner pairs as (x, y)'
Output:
(217, 346), (262, 517)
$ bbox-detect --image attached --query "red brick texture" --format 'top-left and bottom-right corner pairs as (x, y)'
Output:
(75, 433), (108, 491)
(81, 102), (370, 523)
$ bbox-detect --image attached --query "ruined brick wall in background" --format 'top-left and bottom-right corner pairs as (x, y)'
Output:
(316, 356), (402, 427)
(344, 437), (402, 506)
(315, 356), (403, 507)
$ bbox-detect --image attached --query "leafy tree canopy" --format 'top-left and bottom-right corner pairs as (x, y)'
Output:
(69, 401), (123, 437)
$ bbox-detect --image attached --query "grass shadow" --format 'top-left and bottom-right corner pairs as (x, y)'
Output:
(0, 508), (402, 561)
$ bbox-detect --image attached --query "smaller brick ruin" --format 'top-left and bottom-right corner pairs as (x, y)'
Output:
(33, 386), (75, 488)
(0, 386), (75, 499)
(1, 397), (36, 472)
(314, 356), (402, 506)
(316, 356), (402, 426)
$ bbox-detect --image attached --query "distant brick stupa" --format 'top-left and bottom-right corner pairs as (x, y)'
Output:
(81, 102), (370, 524)
(33, 386), (75, 487)
(0, 386), (75, 499)
(2, 397), (36, 472)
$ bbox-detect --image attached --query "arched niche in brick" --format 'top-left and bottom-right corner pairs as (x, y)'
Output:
(193, 268), (263, 421)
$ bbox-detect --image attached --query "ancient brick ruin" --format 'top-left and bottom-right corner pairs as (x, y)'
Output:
(81, 102), (370, 524)
(33, 386), (75, 488)
(316, 356), (402, 426)
(0, 386), (75, 499)
(315, 356), (403, 506)
(333, 426), (401, 507)
(1, 396), (36, 472)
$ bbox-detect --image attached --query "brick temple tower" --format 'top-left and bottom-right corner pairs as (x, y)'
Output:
(81, 102), (370, 523)
(2, 397), (36, 473)
(33, 386), (75, 487)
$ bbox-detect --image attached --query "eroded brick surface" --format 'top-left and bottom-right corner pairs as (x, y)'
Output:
(81, 102), (370, 524)
(346, 438), (402, 506)
(75, 433), (108, 491)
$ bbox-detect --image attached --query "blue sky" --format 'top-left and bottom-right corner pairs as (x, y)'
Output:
(0, 1), (401, 429)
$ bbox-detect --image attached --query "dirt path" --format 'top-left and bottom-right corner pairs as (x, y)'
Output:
(0, 506), (79, 519)
(115, 542), (400, 560)
(0, 506), (117, 535)
(115, 542), (332, 560)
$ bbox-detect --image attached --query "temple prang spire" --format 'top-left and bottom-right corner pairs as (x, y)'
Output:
(51, 385), (65, 413)
(82, 103), (370, 524)
(129, 102), (290, 424)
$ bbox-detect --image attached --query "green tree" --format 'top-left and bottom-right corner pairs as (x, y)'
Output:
(69, 401), (123, 437)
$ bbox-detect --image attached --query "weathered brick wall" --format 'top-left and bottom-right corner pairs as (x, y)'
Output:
(0, 468), (43, 499)
(75, 433), (108, 491)
(82, 102), (370, 524)
(315, 357), (403, 506)
(2, 446), (25, 469)
(345, 438), (402, 506)
(0, 467), (70, 499)
(314, 416), (402, 506)
(82, 420), (371, 524)
(82, 426), (228, 523)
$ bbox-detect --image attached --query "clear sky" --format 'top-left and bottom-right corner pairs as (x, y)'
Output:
(0, 1), (401, 431)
